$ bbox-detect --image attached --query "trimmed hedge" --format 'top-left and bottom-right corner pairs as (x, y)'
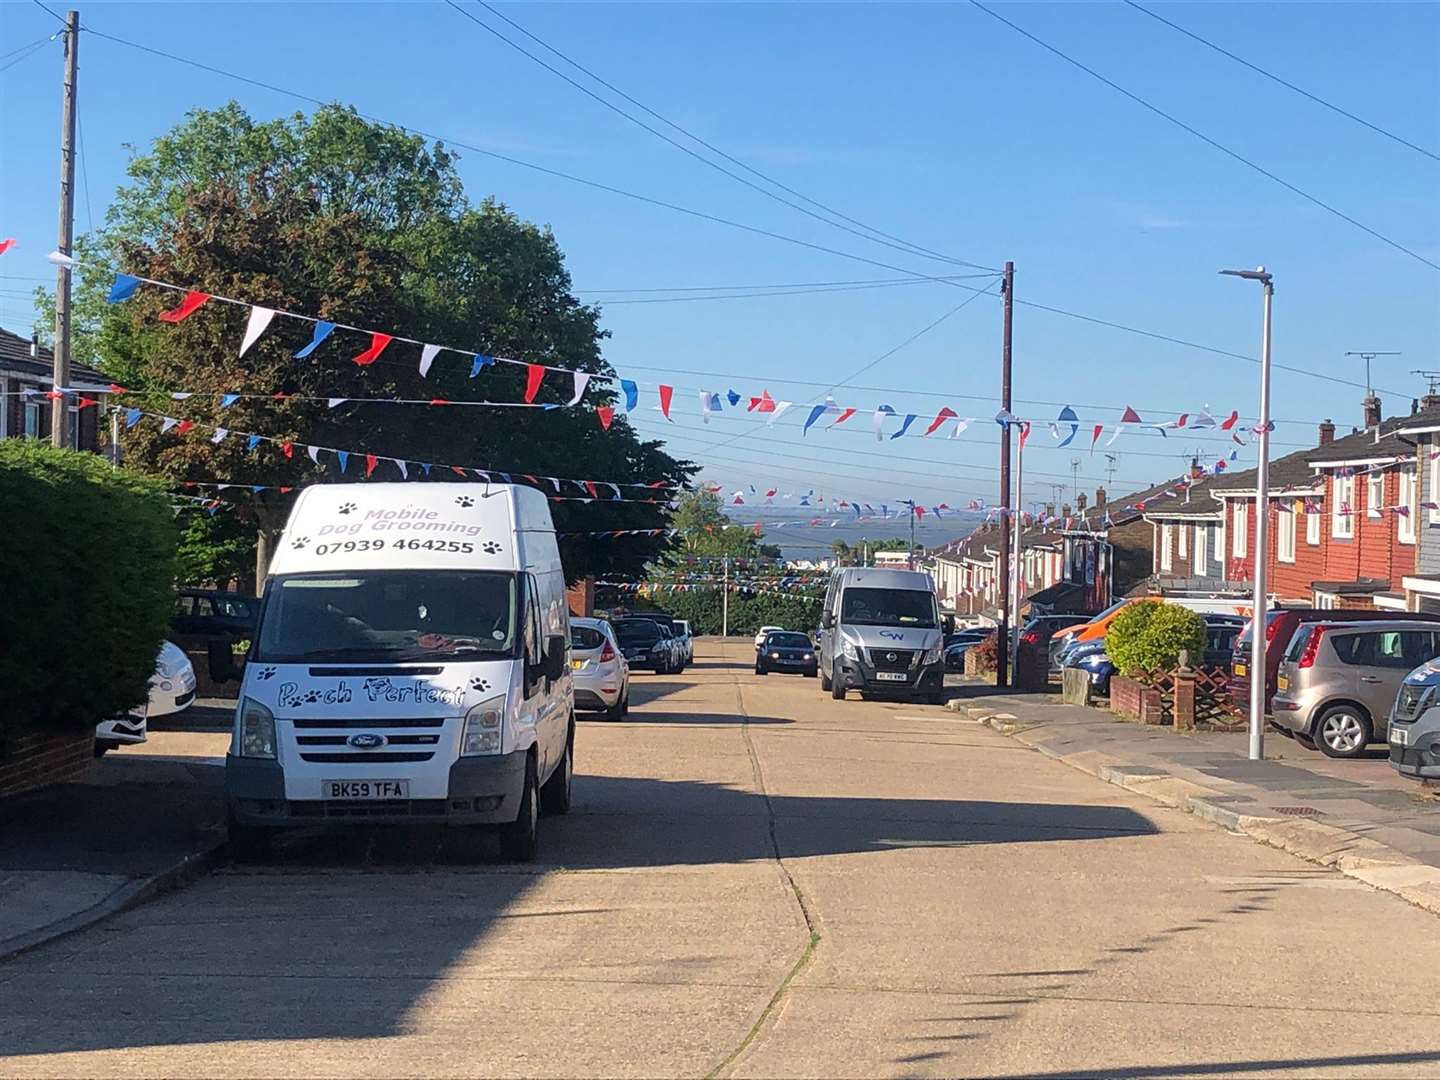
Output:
(1105, 599), (1163, 676)
(1136, 604), (1208, 673)
(0, 441), (179, 740)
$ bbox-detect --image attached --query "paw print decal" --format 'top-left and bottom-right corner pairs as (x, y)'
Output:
(257, 666), (277, 681)
(455, 495), (474, 508)
(291, 536), (309, 550)
(338, 502), (357, 515)
(299, 689), (323, 704)
(481, 540), (502, 554)
(469, 676), (490, 692)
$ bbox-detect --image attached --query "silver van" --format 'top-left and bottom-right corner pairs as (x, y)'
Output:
(1270, 619), (1440, 759)
(817, 567), (947, 704)
(1387, 657), (1440, 780)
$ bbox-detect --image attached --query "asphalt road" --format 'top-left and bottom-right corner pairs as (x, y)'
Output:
(3, 639), (1439, 1078)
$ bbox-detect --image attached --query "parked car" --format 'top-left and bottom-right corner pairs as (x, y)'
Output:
(1388, 657), (1440, 781)
(673, 619), (695, 664)
(754, 625), (785, 650)
(95, 641), (197, 756)
(1018, 613), (1090, 652)
(1231, 607), (1440, 713)
(624, 613), (688, 672)
(1063, 616), (1245, 698)
(1063, 638), (1113, 695)
(1271, 620), (1440, 758)
(171, 588), (258, 640)
(1050, 597), (1253, 672)
(944, 629), (990, 671)
(615, 617), (682, 674)
(756, 631), (818, 677)
(570, 617), (629, 720)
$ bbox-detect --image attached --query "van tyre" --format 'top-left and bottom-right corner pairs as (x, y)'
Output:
(1315, 705), (1372, 759)
(830, 663), (845, 700)
(819, 665), (831, 691)
(499, 753), (540, 862)
(228, 818), (273, 863)
(541, 723), (574, 816)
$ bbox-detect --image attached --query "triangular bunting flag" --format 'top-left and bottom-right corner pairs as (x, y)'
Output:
(419, 344), (442, 378)
(239, 306), (275, 357)
(659, 384), (674, 420)
(295, 321), (336, 359)
(352, 332), (392, 366)
(597, 406), (614, 431)
(923, 407), (957, 437)
(567, 372), (591, 407)
(107, 273), (140, 304)
(364, 454), (379, 477)
(158, 290), (210, 322)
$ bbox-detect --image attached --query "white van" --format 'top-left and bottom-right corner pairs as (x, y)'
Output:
(817, 567), (949, 704)
(225, 482), (574, 861)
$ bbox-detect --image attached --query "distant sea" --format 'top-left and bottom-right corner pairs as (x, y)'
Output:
(725, 507), (984, 563)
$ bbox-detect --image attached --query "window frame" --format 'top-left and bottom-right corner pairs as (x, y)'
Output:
(1159, 523), (1173, 572)
(1233, 503), (1247, 558)
(1400, 464), (1417, 545)
(1429, 446), (1440, 525)
(1277, 502), (1296, 563)
(1367, 471), (1384, 519)
(1332, 474), (1355, 539)
(1194, 524), (1208, 577)
(1306, 500), (1321, 546)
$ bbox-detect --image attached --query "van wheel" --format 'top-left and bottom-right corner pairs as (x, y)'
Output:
(228, 818), (273, 863)
(499, 753), (539, 861)
(830, 664), (845, 700)
(819, 665), (831, 691)
(1315, 706), (1371, 759)
(541, 725), (574, 815)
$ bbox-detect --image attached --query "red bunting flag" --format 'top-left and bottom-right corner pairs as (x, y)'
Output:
(1175, 413), (1189, 428)
(596, 405), (614, 431)
(365, 453), (379, 477)
(523, 474), (539, 485)
(1090, 424), (1103, 451)
(157, 290), (211, 323)
(1119, 405), (1143, 424)
(109, 383), (128, 394)
(753, 521), (762, 536)
(0, 239), (16, 256)
(524, 364), (546, 403)
(914, 505), (926, 521)
(748, 390), (776, 413)
(429, 398), (451, 407)
(176, 420), (195, 435)
(1220, 410), (1239, 430)
(352, 332), (393, 366)
(451, 465), (467, 476)
(1018, 421), (1031, 451)
(76, 397), (99, 409)
(281, 441), (294, 459)
(279, 486), (294, 494)
(585, 480), (598, 498)
(923, 407), (958, 437)
(831, 407), (857, 427)
(659, 384), (674, 420)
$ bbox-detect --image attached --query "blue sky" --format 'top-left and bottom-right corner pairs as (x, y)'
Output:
(2, 1), (1437, 520)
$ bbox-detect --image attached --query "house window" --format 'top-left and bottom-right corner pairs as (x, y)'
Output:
(1194, 525), (1208, 576)
(1400, 464), (1417, 545)
(1178, 524), (1187, 559)
(1333, 474), (1355, 538)
(1215, 513), (1225, 562)
(1160, 524), (1173, 572)
(1233, 503), (1247, 558)
(23, 400), (41, 439)
(67, 405), (80, 450)
(1306, 500), (1321, 546)
(1277, 503), (1296, 563)
(1367, 471), (1384, 518)
(1314, 590), (1337, 610)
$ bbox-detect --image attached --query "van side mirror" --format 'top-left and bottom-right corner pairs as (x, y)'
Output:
(544, 635), (566, 682)
(207, 638), (237, 684)
(821, 611), (835, 629)
(942, 614), (956, 635)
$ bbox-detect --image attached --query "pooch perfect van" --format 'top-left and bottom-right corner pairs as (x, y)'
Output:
(225, 482), (574, 861)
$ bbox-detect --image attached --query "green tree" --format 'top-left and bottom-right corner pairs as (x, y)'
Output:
(41, 103), (691, 587)
(669, 490), (766, 558)
(176, 509), (259, 591)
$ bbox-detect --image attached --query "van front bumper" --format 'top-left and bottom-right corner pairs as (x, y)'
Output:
(837, 658), (946, 695)
(226, 751), (529, 827)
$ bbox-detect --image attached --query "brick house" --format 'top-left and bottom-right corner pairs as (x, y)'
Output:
(1395, 404), (1440, 612)
(1141, 471), (1228, 593)
(0, 327), (112, 450)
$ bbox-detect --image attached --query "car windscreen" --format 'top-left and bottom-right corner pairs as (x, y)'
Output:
(767, 633), (811, 649)
(256, 571), (516, 662)
(839, 587), (937, 628)
(571, 625), (607, 650)
(616, 621), (660, 643)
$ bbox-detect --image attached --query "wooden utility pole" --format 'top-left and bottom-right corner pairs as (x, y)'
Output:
(995, 261), (1014, 687)
(50, 10), (79, 449)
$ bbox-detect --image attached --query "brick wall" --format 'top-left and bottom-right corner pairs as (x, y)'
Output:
(0, 729), (94, 800)
(566, 577), (594, 618)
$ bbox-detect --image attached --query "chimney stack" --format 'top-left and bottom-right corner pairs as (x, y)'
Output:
(1095, 486), (1107, 508)
(1424, 392), (1440, 411)
(1363, 394), (1382, 430)
(1318, 418), (1336, 446)
(1076, 492), (1088, 511)
(1044, 502), (1055, 519)
(1061, 503), (1072, 517)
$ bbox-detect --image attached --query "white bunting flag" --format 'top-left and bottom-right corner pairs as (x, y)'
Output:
(567, 372), (592, 407)
(211, 428), (229, 444)
(327, 398), (347, 409)
(950, 418), (972, 439)
(701, 390), (715, 424)
(239, 307), (276, 357)
(170, 392), (193, 401)
(768, 401), (793, 425)
(418, 343), (442, 379)
(306, 445), (322, 464)
(161, 417), (180, 433)
(873, 405), (896, 442)
(394, 459), (408, 479)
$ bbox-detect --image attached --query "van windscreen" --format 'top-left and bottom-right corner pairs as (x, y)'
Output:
(256, 571), (516, 662)
(840, 587), (937, 628)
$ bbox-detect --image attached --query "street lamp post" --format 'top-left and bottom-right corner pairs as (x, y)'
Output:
(1221, 266), (1274, 762)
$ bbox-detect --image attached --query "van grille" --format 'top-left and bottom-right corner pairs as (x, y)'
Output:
(290, 717), (444, 730)
(298, 751), (434, 764)
(870, 648), (916, 672)
(295, 734), (439, 746)
(291, 799), (447, 818)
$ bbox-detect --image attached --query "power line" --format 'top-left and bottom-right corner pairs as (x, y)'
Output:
(969, 0), (1440, 273)
(80, 24), (1005, 294)
(0, 36), (54, 75)
(77, 113), (95, 235)
(1123, 0), (1440, 165)
(595, 279), (988, 305)
(577, 273), (996, 294)
(29, 0), (66, 26)
(1, 31), (58, 62)
(464, 0), (995, 271)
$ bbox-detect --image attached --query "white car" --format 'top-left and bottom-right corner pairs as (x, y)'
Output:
(95, 641), (196, 755)
(673, 619), (695, 664)
(570, 617), (630, 720)
(753, 625), (784, 650)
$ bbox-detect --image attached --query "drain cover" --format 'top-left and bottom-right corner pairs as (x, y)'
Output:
(1274, 806), (1325, 817)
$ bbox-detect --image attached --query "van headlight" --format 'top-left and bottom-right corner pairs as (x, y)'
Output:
(922, 643), (943, 665)
(842, 639), (859, 661)
(462, 695), (506, 756)
(238, 698), (276, 759)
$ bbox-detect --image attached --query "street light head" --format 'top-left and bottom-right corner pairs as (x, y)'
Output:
(1219, 266), (1273, 284)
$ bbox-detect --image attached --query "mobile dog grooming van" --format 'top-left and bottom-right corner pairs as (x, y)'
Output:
(225, 483), (574, 861)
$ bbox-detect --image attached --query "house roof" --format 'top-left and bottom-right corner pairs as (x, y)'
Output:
(1208, 447), (1323, 499)
(1141, 473), (1227, 519)
(1311, 577), (1391, 595)
(0, 327), (109, 386)
(1305, 411), (1432, 467)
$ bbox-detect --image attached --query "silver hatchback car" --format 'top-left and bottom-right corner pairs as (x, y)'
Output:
(1270, 620), (1440, 759)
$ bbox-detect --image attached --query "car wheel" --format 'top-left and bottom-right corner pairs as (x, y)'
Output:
(819, 664), (831, 691)
(603, 693), (625, 721)
(93, 742), (111, 758)
(755, 663), (766, 675)
(498, 753), (539, 862)
(540, 725), (574, 815)
(927, 692), (945, 706)
(621, 684), (630, 716)
(1315, 706), (1372, 759)
(228, 818), (273, 863)
(830, 663), (845, 700)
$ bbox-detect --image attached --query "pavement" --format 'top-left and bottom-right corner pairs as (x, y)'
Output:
(3, 640), (1440, 1078)
(946, 683), (1440, 916)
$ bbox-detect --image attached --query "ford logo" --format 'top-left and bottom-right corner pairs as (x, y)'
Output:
(348, 733), (387, 749)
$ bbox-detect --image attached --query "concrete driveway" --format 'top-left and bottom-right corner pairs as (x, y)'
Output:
(2, 638), (1438, 1078)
